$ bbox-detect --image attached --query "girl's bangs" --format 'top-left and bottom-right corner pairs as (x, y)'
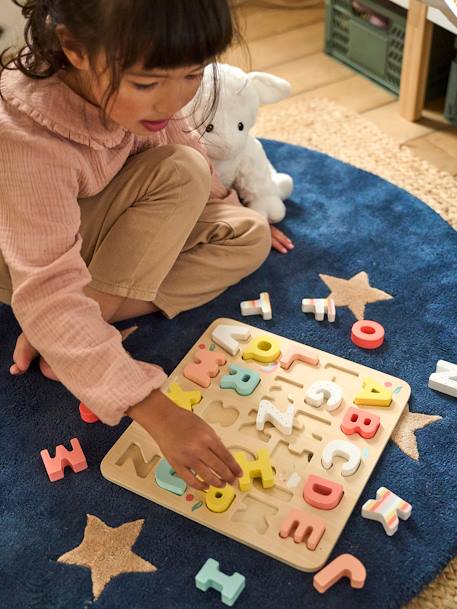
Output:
(111, 1), (234, 71)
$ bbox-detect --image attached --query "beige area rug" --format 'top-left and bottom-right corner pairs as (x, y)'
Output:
(255, 98), (457, 609)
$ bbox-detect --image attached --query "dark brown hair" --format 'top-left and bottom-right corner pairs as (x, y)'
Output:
(1, 0), (248, 126)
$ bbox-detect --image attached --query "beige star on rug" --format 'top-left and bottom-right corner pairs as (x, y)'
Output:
(319, 271), (393, 320)
(57, 514), (156, 600)
(391, 404), (442, 461)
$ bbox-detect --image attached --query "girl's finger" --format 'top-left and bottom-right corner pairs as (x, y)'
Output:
(209, 438), (243, 479)
(174, 464), (208, 491)
(272, 238), (287, 253)
(275, 231), (294, 248)
(272, 227), (284, 238)
(194, 461), (225, 489)
(202, 450), (236, 485)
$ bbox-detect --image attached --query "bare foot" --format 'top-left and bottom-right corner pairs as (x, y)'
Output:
(38, 356), (59, 381)
(10, 332), (59, 381)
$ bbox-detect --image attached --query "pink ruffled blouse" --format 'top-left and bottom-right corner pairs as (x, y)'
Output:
(0, 68), (235, 425)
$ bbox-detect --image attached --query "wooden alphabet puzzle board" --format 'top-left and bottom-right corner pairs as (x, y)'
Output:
(101, 318), (410, 572)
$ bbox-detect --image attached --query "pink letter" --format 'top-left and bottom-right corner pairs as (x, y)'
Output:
(303, 474), (344, 510)
(341, 406), (380, 439)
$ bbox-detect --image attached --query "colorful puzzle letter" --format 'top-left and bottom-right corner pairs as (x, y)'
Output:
(211, 324), (251, 356)
(428, 360), (457, 398)
(321, 439), (362, 477)
(351, 320), (384, 349)
(220, 364), (260, 396)
(303, 474), (344, 510)
(40, 438), (88, 482)
(301, 297), (336, 322)
(305, 380), (343, 412)
(313, 554), (366, 593)
(235, 448), (275, 491)
(341, 406), (380, 439)
(362, 487), (412, 536)
(155, 458), (186, 496)
(79, 403), (99, 423)
(354, 377), (392, 407)
(205, 484), (236, 513)
(240, 291), (272, 320)
(279, 346), (319, 369)
(256, 399), (295, 435)
(195, 558), (246, 607)
(183, 345), (226, 388)
(279, 508), (326, 550)
(242, 335), (281, 363)
(166, 382), (202, 411)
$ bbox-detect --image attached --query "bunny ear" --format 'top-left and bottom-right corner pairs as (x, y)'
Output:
(246, 71), (291, 105)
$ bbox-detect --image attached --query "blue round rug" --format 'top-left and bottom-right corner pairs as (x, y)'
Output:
(0, 140), (456, 609)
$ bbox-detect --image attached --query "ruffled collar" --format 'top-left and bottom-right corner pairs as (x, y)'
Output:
(1, 68), (130, 150)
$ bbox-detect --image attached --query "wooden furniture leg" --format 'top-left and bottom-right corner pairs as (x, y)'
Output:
(399, 0), (434, 121)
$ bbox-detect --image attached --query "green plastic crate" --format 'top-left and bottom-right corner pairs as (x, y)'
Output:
(444, 39), (457, 124)
(325, 0), (454, 98)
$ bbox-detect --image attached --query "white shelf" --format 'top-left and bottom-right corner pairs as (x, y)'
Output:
(427, 5), (457, 34)
(388, 0), (457, 34)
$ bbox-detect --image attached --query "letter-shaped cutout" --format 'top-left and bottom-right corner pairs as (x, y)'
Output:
(155, 458), (186, 496)
(166, 382), (202, 411)
(183, 345), (226, 388)
(303, 474), (344, 510)
(211, 324), (251, 356)
(305, 380), (343, 412)
(321, 439), (362, 477)
(256, 399), (295, 435)
(279, 347), (319, 370)
(354, 377), (392, 407)
(428, 360), (457, 398)
(205, 484), (236, 513)
(362, 486), (412, 535)
(40, 438), (88, 482)
(242, 335), (281, 363)
(220, 364), (260, 396)
(279, 508), (326, 550)
(235, 448), (275, 491)
(341, 406), (381, 439)
(313, 554), (366, 593)
(115, 444), (160, 479)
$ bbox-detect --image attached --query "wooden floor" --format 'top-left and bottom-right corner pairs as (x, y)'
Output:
(223, 1), (457, 177)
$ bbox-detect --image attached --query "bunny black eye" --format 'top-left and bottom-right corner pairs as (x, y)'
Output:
(238, 122), (244, 131)
(206, 124), (214, 133)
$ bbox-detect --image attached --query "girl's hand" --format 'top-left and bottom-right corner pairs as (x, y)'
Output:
(271, 225), (294, 254)
(127, 390), (242, 491)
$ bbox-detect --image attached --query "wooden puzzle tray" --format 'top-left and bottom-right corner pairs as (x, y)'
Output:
(101, 318), (410, 572)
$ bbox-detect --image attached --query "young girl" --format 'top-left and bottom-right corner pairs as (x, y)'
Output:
(0, 0), (293, 492)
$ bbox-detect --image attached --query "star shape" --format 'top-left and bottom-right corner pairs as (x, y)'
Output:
(57, 514), (156, 600)
(391, 404), (442, 460)
(319, 271), (393, 320)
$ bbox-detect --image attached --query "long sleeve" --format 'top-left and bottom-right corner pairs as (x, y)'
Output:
(0, 135), (167, 426)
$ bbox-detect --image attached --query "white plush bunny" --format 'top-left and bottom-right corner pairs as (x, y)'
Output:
(186, 63), (294, 223)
